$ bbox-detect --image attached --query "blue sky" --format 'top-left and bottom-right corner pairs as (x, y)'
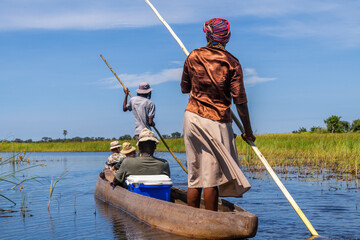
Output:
(1, 0), (359, 141)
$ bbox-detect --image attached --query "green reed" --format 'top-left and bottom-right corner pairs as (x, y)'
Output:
(235, 133), (360, 176)
(2, 133), (359, 175)
(0, 141), (112, 152)
(47, 170), (68, 211)
(0, 145), (46, 217)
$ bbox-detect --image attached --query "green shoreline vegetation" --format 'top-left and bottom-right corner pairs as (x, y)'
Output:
(1, 133), (359, 176)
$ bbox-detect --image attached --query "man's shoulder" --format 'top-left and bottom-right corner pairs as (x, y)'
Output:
(188, 47), (205, 58)
(129, 96), (139, 102)
(121, 156), (138, 165)
(189, 47), (238, 62)
(142, 98), (155, 107)
(152, 156), (169, 164)
(143, 97), (154, 103)
(123, 155), (138, 161)
(132, 96), (153, 104)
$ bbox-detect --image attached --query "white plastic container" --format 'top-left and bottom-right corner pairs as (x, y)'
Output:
(126, 175), (173, 201)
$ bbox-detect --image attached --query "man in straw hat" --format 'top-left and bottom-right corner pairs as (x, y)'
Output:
(181, 18), (256, 211)
(105, 141), (125, 169)
(121, 142), (137, 157)
(113, 128), (170, 188)
(123, 82), (155, 142)
(112, 142), (137, 171)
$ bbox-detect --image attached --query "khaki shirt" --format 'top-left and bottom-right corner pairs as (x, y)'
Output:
(181, 46), (247, 122)
(115, 156), (170, 188)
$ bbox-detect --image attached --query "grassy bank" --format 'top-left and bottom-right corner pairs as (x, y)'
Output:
(1, 133), (359, 175)
(236, 133), (360, 175)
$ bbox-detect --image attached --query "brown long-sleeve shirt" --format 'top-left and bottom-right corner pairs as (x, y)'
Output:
(181, 46), (247, 123)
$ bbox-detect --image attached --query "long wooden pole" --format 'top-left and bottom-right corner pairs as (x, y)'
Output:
(145, 0), (318, 236)
(100, 54), (188, 174)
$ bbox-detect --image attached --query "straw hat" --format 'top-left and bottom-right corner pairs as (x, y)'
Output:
(136, 82), (152, 94)
(110, 141), (121, 150)
(121, 142), (136, 154)
(137, 128), (159, 145)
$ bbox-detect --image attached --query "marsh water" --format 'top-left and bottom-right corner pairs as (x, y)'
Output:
(0, 152), (359, 239)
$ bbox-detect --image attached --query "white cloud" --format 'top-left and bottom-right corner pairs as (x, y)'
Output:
(0, 1), (158, 30)
(1, 0), (360, 46)
(98, 67), (183, 89)
(244, 68), (276, 85)
(170, 61), (184, 66)
(98, 67), (274, 89)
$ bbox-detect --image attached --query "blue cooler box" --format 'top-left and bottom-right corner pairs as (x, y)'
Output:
(126, 175), (173, 201)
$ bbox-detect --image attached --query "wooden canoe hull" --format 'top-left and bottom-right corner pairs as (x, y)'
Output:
(94, 175), (258, 239)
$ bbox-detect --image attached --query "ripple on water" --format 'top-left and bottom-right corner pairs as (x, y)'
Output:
(0, 152), (359, 239)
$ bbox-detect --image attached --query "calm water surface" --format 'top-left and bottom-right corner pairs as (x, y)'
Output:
(0, 152), (359, 239)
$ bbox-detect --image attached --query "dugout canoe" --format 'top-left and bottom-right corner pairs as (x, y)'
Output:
(94, 171), (258, 239)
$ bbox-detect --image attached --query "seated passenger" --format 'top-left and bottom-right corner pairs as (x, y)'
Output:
(105, 141), (125, 169)
(112, 142), (137, 171)
(113, 128), (170, 188)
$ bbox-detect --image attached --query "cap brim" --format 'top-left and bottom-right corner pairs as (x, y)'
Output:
(136, 137), (159, 145)
(135, 88), (152, 94)
(121, 147), (136, 154)
(110, 145), (121, 150)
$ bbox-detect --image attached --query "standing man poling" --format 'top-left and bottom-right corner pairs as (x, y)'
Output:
(181, 18), (256, 211)
(123, 82), (155, 142)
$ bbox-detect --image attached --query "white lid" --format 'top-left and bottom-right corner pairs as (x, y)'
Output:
(126, 175), (173, 185)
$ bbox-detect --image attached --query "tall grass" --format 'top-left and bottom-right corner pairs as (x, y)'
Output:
(236, 133), (360, 176)
(0, 141), (112, 152)
(1, 133), (359, 175)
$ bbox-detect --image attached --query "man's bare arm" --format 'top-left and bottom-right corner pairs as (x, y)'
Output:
(123, 88), (129, 112)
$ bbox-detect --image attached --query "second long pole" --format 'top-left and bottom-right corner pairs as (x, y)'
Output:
(100, 54), (188, 174)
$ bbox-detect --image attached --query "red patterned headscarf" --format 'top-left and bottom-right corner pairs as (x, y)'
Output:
(203, 18), (231, 44)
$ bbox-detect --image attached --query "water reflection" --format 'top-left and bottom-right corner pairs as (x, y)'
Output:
(95, 198), (196, 240)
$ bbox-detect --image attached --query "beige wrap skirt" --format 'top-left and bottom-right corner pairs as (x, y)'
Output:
(183, 111), (251, 197)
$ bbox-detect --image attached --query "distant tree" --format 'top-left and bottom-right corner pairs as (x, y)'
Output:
(324, 115), (342, 133)
(310, 126), (327, 134)
(63, 130), (68, 141)
(351, 119), (360, 132)
(83, 137), (93, 142)
(119, 134), (132, 140)
(71, 136), (83, 142)
(14, 138), (23, 143)
(171, 132), (182, 138)
(341, 121), (350, 133)
(324, 115), (351, 133)
(292, 127), (307, 133)
(42, 137), (52, 142)
(162, 134), (171, 139)
(24, 139), (33, 143)
(310, 126), (320, 132)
